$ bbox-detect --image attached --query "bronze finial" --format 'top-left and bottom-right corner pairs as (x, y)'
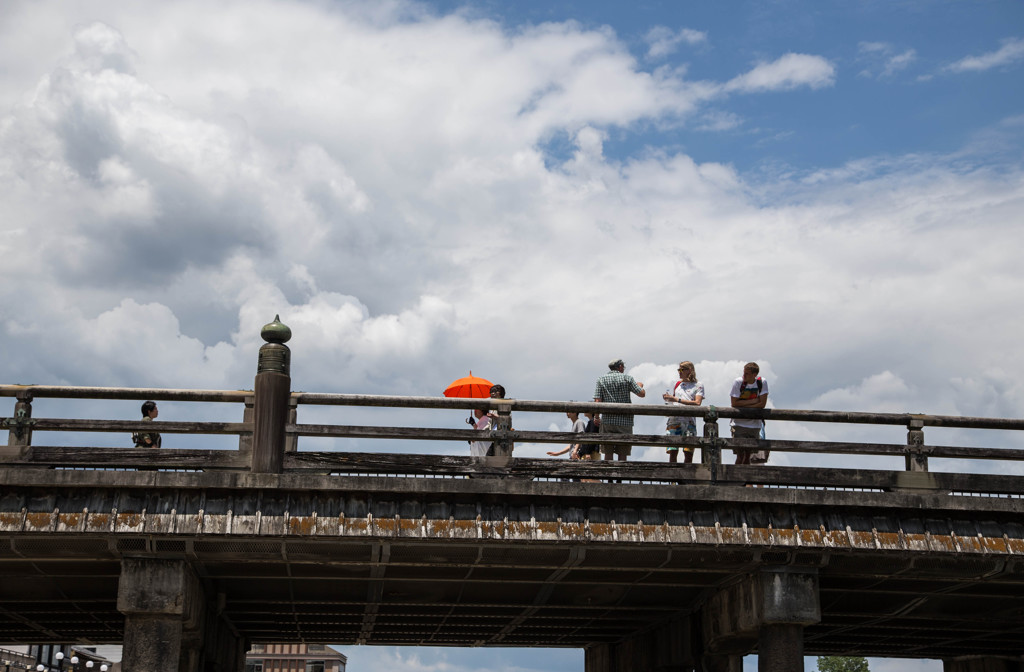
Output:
(261, 315), (292, 344)
(258, 315), (292, 374)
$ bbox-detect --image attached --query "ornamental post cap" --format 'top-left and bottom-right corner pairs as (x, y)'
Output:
(261, 315), (292, 344)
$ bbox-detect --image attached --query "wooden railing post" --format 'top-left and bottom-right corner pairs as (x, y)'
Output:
(493, 401), (513, 457)
(906, 418), (927, 472)
(251, 316), (291, 474)
(238, 395), (255, 453)
(2, 392), (34, 458)
(285, 398), (299, 454)
(702, 407), (720, 482)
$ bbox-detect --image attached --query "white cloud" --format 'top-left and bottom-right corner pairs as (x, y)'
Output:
(0, 1), (1021, 464)
(696, 109), (743, 131)
(946, 37), (1024, 73)
(857, 41), (916, 79)
(724, 53), (836, 93)
(644, 25), (707, 60)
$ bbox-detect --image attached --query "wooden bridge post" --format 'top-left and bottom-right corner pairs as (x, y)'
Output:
(251, 316), (292, 474)
(2, 392), (33, 456)
(906, 418), (928, 472)
(493, 401), (513, 457)
(238, 395), (255, 453)
(702, 408), (721, 480)
(285, 397), (299, 454)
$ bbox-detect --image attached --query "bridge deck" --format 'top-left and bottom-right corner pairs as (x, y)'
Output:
(2, 467), (1023, 659)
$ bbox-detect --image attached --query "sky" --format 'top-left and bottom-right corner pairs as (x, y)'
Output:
(1, 0), (1023, 669)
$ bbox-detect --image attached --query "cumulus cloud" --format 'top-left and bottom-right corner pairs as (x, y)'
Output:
(723, 53), (836, 93)
(0, 1), (1021, 469)
(644, 25), (707, 60)
(946, 37), (1024, 73)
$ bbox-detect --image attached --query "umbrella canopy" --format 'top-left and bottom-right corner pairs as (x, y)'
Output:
(443, 372), (494, 398)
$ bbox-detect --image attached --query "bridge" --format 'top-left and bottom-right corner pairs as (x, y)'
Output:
(2, 319), (1024, 672)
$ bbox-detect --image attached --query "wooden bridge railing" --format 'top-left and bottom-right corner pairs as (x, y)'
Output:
(2, 317), (1024, 495)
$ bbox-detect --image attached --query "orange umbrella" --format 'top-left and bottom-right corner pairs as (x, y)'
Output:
(444, 372), (494, 398)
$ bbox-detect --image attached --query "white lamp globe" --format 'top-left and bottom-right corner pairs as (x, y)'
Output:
(55, 653), (64, 661)
(70, 658), (79, 665)
(86, 663), (94, 669)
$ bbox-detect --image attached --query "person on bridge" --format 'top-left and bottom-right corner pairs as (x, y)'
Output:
(131, 400), (162, 449)
(469, 407), (493, 458)
(593, 358), (645, 461)
(730, 363), (769, 465)
(546, 409), (587, 460)
(663, 361), (704, 463)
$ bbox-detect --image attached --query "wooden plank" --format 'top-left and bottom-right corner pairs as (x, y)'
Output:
(26, 419), (251, 435)
(0, 384), (250, 402)
(1, 447), (247, 469)
(289, 424), (700, 446)
(279, 452), (1024, 495)
(289, 393), (1024, 430)
(5, 384), (1024, 429)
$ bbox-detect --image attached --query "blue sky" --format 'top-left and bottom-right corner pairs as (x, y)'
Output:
(430, 0), (1024, 172)
(1, 0), (1023, 670)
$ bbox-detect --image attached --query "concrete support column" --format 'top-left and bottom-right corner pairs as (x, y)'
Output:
(122, 615), (190, 672)
(203, 605), (248, 672)
(757, 624), (803, 672)
(117, 558), (204, 672)
(702, 655), (742, 672)
(702, 568), (820, 672)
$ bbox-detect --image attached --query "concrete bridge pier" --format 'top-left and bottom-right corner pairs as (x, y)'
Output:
(117, 558), (245, 672)
(702, 568), (821, 672)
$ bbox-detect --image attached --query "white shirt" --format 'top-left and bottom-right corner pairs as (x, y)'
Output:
(470, 414), (493, 457)
(730, 376), (769, 428)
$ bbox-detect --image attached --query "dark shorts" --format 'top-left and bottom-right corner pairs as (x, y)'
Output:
(600, 423), (632, 458)
(732, 425), (768, 463)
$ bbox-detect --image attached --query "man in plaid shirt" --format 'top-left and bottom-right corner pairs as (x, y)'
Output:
(593, 358), (646, 461)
